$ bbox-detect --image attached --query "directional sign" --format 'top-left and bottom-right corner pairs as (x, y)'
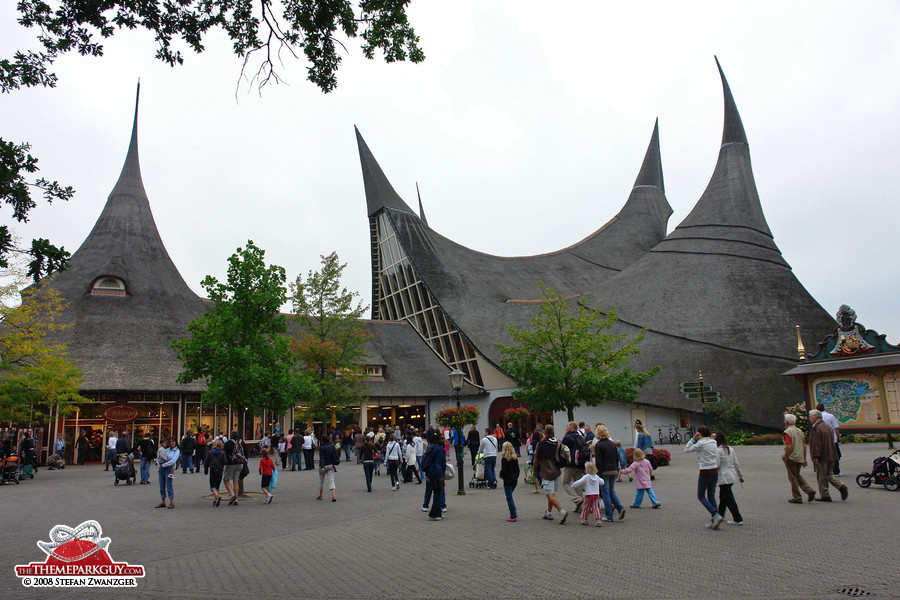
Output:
(679, 384), (712, 393)
(685, 391), (721, 402)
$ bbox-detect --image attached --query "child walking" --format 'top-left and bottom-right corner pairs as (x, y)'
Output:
(499, 441), (519, 522)
(572, 462), (605, 526)
(615, 440), (631, 482)
(259, 447), (276, 504)
(620, 448), (660, 508)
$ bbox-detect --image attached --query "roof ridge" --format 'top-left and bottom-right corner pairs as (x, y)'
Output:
(355, 126), (417, 217)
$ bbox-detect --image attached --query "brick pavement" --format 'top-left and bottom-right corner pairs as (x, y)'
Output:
(2, 443), (897, 600)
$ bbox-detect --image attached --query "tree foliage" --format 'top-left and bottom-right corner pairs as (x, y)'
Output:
(173, 240), (314, 414)
(497, 283), (661, 423)
(0, 273), (85, 423)
(705, 396), (746, 437)
(2, 0), (424, 282)
(290, 252), (372, 421)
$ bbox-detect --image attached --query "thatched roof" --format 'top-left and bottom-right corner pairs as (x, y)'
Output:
(359, 59), (837, 428)
(43, 86), (210, 393)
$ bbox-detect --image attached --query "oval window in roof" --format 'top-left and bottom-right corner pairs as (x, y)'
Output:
(91, 276), (126, 296)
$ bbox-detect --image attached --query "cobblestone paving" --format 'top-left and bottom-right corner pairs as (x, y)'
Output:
(2, 443), (897, 599)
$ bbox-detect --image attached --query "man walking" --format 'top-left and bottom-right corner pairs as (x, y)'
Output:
(817, 403), (842, 476)
(138, 432), (157, 484)
(809, 409), (848, 502)
(782, 413), (816, 504)
(534, 424), (568, 523)
(478, 427), (499, 489)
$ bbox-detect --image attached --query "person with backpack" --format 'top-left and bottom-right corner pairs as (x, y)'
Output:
(316, 434), (340, 502)
(223, 430), (246, 505)
(181, 431), (196, 474)
(195, 429), (208, 469)
(562, 421), (589, 514)
(138, 432), (157, 484)
(478, 427), (499, 489)
(534, 424), (569, 523)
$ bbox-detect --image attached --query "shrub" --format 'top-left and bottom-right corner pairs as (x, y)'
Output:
(785, 402), (809, 435)
(742, 433), (783, 446)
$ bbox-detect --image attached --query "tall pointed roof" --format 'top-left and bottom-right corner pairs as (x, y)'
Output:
(416, 183), (428, 225)
(633, 118), (665, 192)
(44, 86), (209, 392)
(585, 60), (835, 427)
(356, 126), (417, 217)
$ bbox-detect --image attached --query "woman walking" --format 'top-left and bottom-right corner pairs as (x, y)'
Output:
(527, 430), (543, 493)
(715, 432), (744, 525)
(499, 441), (519, 521)
(361, 435), (376, 492)
(685, 426), (723, 529)
(317, 435), (338, 502)
(155, 437), (180, 509)
(466, 426), (480, 468)
(204, 439), (226, 507)
(384, 434), (403, 490)
(593, 425), (626, 521)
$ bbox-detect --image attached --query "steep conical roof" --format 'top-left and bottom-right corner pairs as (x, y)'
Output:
(356, 126), (417, 217)
(416, 183), (428, 225)
(362, 121), (673, 370)
(587, 60), (835, 426)
(44, 86), (209, 392)
(633, 119), (665, 192)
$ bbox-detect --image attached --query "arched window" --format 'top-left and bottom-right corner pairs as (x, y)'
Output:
(91, 276), (126, 296)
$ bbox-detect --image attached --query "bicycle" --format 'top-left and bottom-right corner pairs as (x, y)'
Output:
(656, 426), (666, 446)
(667, 425), (682, 445)
(682, 425), (696, 442)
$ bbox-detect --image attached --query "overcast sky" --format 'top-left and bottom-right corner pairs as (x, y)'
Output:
(3, 1), (899, 346)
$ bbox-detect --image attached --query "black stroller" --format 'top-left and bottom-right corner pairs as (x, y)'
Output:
(856, 449), (900, 491)
(113, 453), (136, 485)
(0, 455), (20, 485)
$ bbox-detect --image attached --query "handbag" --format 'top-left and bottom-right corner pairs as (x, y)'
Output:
(444, 461), (456, 480)
(269, 467), (279, 491)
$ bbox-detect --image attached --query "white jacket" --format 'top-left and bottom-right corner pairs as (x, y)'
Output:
(571, 473), (605, 496)
(478, 435), (499, 457)
(684, 436), (718, 470)
(716, 446), (743, 485)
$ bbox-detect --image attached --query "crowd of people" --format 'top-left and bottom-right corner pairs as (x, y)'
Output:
(4, 403), (853, 528)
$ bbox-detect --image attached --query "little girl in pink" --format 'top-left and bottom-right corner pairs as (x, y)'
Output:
(620, 448), (661, 508)
(571, 462), (605, 526)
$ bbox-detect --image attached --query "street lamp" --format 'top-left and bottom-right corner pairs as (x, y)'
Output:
(449, 368), (466, 496)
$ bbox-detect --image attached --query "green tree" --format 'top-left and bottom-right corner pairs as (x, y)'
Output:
(173, 240), (314, 415)
(497, 283), (661, 423)
(3, 0), (424, 281)
(705, 396), (746, 437)
(290, 252), (373, 422)
(0, 274), (85, 423)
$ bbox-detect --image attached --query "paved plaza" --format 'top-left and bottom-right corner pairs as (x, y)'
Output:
(2, 442), (897, 600)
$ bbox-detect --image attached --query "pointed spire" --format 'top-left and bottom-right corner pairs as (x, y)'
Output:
(416, 183), (428, 225)
(108, 83), (148, 200)
(715, 56), (749, 147)
(355, 126), (416, 217)
(632, 118), (665, 193)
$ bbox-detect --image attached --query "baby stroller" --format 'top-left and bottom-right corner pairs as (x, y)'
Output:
(113, 453), (136, 485)
(469, 452), (488, 489)
(0, 455), (20, 485)
(856, 449), (900, 491)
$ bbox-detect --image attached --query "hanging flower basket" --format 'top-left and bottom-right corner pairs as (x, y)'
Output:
(435, 405), (480, 431)
(503, 407), (531, 422)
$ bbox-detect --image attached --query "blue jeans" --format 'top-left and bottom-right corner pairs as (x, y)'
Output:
(483, 456), (497, 487)
(427, 476), (445, 518)
(181, 454), (193, 473)
(601, 474), (625, 519)
(158, 467), (174, 499)
(388, 460), (400, 486)
(344, 444), (352, 462)
(423, 477), (446, 510)
(140, 457), (152, 483)
(363, 462), (375, 491)
(503, 483), (517, 518)
(698, 474), (719, 515)
(292, 451), (301, 470)
(416, 456), (423, 478)
(633, 487), (659, 507)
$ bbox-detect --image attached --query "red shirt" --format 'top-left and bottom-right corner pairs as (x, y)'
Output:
(259, 455), (275, 476)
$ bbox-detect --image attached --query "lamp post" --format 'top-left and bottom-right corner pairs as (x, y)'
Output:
(449, 368), (466, 496)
